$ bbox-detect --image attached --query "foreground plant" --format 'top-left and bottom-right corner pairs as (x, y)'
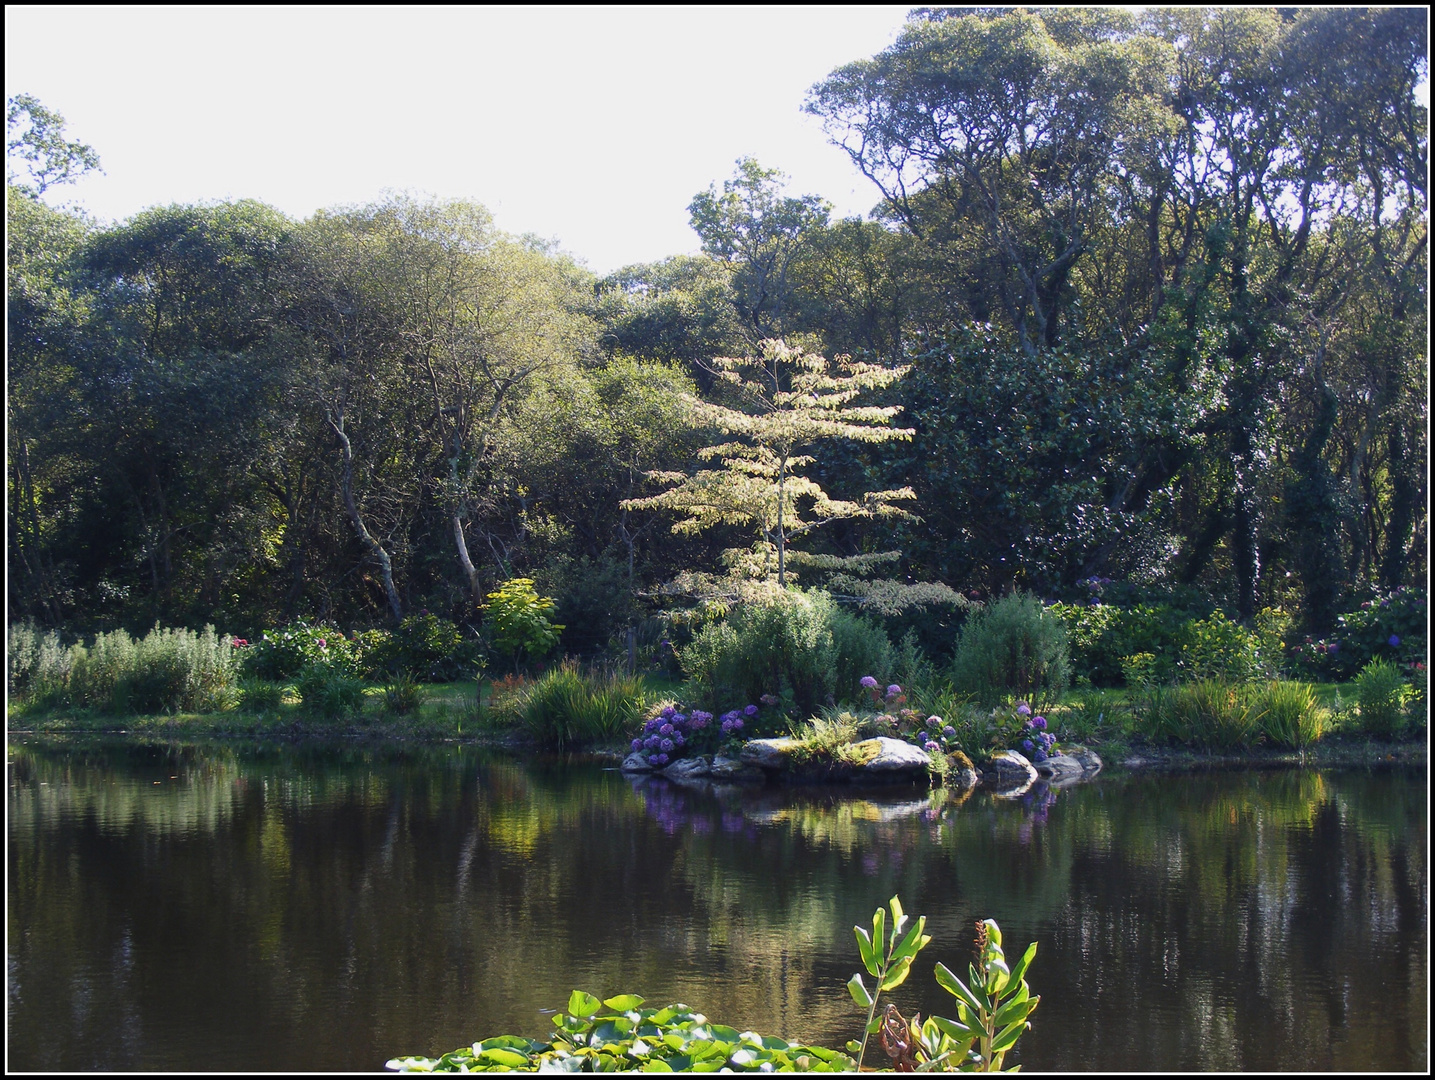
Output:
(385, 990), (853, 1072)
(849, 897), (1039, 1072)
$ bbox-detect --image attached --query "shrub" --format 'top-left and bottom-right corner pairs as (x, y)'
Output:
(484, 579), (564, 668)
(680, 589), (838, 716)
(518, 661), (651, 750)
(1049, 601), (1193, 686)
(244, 621), (358, 681)
(1176, 611), (1266, 683)
(1251, 680), (1326, 750)
(828, 608), (894, 699)
(1292, 587), (1427, 680)
(951, 592), (1070, 707)
(373, 613), (482, 681)
(1353, 658), (1409, 737)
(7, 624), (76, 705)
(296, 665), (367, 720)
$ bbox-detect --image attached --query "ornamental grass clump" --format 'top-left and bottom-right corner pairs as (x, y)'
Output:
(1251, 680), (1327, 750)
(521, 661), (651, 750)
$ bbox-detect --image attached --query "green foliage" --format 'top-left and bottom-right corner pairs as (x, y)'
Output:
(680, 588), (838, 716)
(39, 624), (242, 714)
(1353, 659), (1410, 738)
(1141, 680), (1258, 750)
(848, 898), (1039, 1072)
(238, 678), (287, 712)
(380, 671), (428, 717)
(244, 622), (358, 681)
(828, 606), (894, 695)
(1176, 611), (1269, 683)
(388, 990), (854, 1073)
(847, 895), (932, 1069)
(1250, 681), (1327, 751)
(295, 665), (367, 721)
(516, 661), (651, 750)
(1293, 588), (1428, 681)
(1050, 601), (1201, 687)
(7, 92), (102, 198)
(621, 337), (915, 591)
(484, 579), (564, 667)
(376, 613), (481, 682)
(951, 593), (1070, 708)
(6, 623), (72, 703)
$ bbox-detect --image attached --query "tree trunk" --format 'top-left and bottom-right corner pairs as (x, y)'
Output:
(328, 412), (403, 623)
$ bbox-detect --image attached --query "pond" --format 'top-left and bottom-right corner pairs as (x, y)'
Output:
(6, 736), (1427, 1072)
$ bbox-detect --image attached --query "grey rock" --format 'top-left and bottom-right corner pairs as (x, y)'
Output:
(1033, 754), (1085, 780)
(710, 754), (764, 782)
(661, 756), (711, 781)
(740, 737), (803, 769)
(945, 755), (980, 790)
(621, 752), (654, 773)
(1065, 748), (1103, 774)
(981, 750), (1038, 789)
(861, 737), (933, 774)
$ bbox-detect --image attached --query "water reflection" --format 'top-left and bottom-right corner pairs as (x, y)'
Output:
(7, 737), (1426, 1072)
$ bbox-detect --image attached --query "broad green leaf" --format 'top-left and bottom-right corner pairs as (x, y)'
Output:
(847, 973), (873, 1008)
(890, 915), (931, 965)
(568, 990), (603, 1019)
(982, 918), (1002, 948)
(641, 1059), (674, 1072)
(707, 1024), (741, 1044)
(476, 1047), (530, 1067)
(729, 1048), (755, 1067)
(992, 984), (1031, 1029)
(966, 965), (991, 1010)
(872, 907), (886, 963)
(628, 1037), (651, 1057)
(604, 994), (645, 1012)
(1008, 941), (1038, 987)
(866, 1015), (884, 1034)
(991, 1018), (1028, 1053)
(854, 925), (878, 976)
(935, 962), (987, 1017)
(879, 953), (914, 991)
(929, 1015), (976, 1042)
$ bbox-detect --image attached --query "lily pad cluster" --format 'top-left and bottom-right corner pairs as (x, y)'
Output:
(386, 991), (854, 1073)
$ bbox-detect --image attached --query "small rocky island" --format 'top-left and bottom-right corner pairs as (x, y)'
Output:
(622, 738), (1101, 795)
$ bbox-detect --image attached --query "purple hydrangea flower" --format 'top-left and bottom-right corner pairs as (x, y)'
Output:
(674, 733), (685, 746)
(1389, 635), (1401, 647)
(672, 714), (686, 726)
(631, 739), (643, 752)
(691, 710), (712, 727)
(1022, 739), (1035, 752)
(646, 719), (661, 733)
(1327, 642), (1339, 654)
(1033, 750), (1048, 763)
(660, 738), (674, 753)
(732, 717), (744, 730)
(721, 719), (732, 733)
(1033, 716), (1046, 730)
(744, 704), (759, 717)
(886, 684), (902, 699)
(943, 726), (956, 739)
(924, 741), (940, 753)
(1016, 703), (1032, 717)
(645, 735), (660, 750)
(860, 676), (879, 689)
(927, 715), (941, 728)
(659, 723), (674, 736)
(661, 705), (676, 719)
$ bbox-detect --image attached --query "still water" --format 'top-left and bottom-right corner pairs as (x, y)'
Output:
(6, 736), (1427, 1072)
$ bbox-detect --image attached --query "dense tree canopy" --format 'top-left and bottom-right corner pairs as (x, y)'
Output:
(6, 9), (1428, 653)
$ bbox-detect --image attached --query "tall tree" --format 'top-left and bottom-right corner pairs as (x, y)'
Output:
(622, 338), (914, 591)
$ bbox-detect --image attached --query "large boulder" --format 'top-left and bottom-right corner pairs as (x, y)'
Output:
(858, 737), (933, 777)
(710, 754), (764, 782)
(620, 752), (654, 773)
(661, 756), (712, 781)
(1065, 747), (1103, 774)
(981, 751), (1038, 791)
(740, 737), (803, 770)
(1033, 754), (1085, 782)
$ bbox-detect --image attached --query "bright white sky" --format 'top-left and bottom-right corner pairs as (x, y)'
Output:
(5, 4), (914, 274)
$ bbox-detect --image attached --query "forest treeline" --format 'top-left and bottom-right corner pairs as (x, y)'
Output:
(7, 7), (1428, 655)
